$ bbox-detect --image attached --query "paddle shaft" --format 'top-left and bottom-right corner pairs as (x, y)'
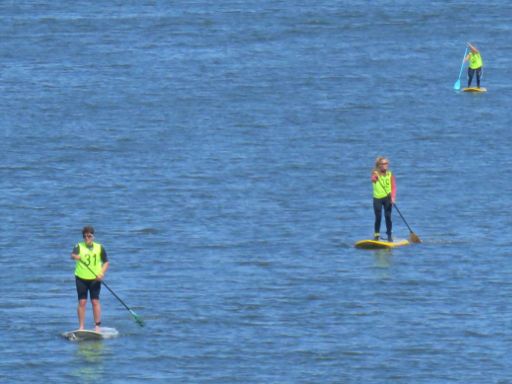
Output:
(454, 47), (469, 90)
(78, 259), (140, 318)
(457, 47), (469, 79)
(392, 203), (414, 234)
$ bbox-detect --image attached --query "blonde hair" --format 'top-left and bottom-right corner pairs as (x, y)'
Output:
(373, 156), (389, 174)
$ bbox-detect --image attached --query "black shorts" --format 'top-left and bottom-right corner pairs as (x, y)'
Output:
(75, 276), (102, 300)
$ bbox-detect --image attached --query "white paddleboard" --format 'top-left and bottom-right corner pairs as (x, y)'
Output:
(62, 327), (119, 341)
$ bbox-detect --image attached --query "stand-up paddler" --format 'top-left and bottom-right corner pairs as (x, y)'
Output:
(464, 42), (483, 88)
(371, 157), (396, 242)
(71, 226), (109, 331)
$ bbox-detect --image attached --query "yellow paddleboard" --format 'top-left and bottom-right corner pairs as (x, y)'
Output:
(463, 87), (487, 93)
(354, 239), (409, 250)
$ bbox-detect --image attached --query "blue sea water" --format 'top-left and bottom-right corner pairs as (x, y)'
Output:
(2, 1), (512, 383)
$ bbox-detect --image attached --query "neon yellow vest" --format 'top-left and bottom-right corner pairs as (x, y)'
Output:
(373, 171), (392, 199)
(469, 52), (482, 69)
(74, 242), (103, 280)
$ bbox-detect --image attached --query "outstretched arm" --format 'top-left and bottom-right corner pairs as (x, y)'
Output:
(467, 42), (479, 53)
(391, 174), (396, 203)
(71, 245), (80, 260)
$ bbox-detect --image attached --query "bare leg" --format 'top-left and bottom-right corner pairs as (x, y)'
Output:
(92, 299), (101, 331)
(77, 299), (87, 330)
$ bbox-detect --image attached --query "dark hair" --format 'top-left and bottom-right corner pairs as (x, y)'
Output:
(82, 226), (95, 236)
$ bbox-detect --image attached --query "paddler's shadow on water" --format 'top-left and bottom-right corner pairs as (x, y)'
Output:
(71, 341), (105, 383)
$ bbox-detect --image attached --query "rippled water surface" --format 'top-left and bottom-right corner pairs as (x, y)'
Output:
(2, 1), (512, 383)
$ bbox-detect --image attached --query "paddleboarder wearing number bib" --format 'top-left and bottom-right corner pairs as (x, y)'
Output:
(371, 157), (396, 242)
(71, 226), (109, 331)
(464, 42), (483, 88)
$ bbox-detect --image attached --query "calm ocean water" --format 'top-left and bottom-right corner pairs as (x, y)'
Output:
(2, 1), (512, 383)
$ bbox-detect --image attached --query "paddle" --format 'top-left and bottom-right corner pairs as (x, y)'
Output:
(392, 203), (422, 243)
(453, 47), (468, 90)
(376, 176), (422, 243)
(79, 260), (145, 327)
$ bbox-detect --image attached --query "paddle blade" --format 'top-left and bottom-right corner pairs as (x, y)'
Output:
(409, 232), (422, 244)
(130, 309), (145, 327)
(453, 79), (461, 90)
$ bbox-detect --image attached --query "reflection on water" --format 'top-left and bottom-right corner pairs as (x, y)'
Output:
(71, 341), (105, 383)
(374, 249), (392, 269)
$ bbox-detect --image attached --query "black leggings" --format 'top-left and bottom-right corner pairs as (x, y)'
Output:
(468, 67), (482, 88)
(373, 197), (392, 235)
